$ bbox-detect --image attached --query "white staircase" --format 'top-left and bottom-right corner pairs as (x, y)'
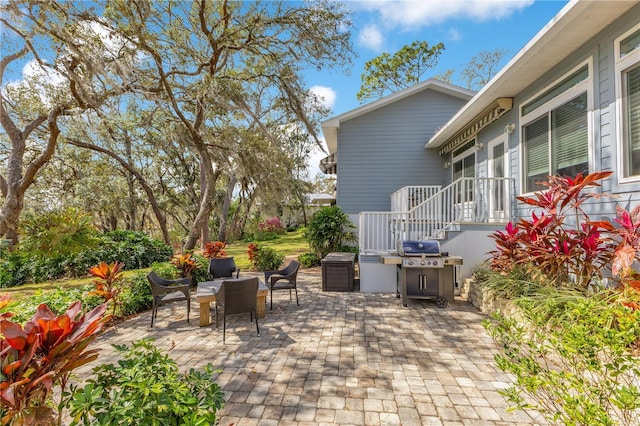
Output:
(359, 177), (513, 253)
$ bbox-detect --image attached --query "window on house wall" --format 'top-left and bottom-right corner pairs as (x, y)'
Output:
(452, 140), (476, 202)
(616, 25), (640, 179)
(521, 63), (591, 192)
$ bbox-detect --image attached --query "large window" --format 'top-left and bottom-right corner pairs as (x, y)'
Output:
(616, 25), (640, 179)
(521, 63), (590, 192)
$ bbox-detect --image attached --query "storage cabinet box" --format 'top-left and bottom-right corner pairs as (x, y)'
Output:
(321, 252), (355, 292)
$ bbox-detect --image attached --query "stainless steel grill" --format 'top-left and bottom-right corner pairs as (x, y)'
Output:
(398, 240), (462, 308)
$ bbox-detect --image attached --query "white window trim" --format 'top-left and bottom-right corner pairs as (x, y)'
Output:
(615, 23), (640, 184)
(519, 58), (594, 195)
(487, 134), (508, 179)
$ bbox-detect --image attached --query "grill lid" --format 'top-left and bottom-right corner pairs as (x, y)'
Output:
(398, 240), (440, 256)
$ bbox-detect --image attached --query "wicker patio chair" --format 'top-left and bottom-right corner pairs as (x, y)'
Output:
(214, 277), (259, 343)
(208, 257), (240, 280)
(147, 271), (191, 328)
(264, 260), (300, 310)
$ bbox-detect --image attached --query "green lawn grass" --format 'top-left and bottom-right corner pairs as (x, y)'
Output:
(225, 228), (309, 270)
(4, 229), (311, 302)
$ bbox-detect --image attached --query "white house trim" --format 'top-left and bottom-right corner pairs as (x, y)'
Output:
(615, 22), (640, 184)
(426, 0), (638, 150)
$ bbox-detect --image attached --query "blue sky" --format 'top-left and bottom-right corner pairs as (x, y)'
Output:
(2, 0), (570, 177)
(305, 0), (569, 175)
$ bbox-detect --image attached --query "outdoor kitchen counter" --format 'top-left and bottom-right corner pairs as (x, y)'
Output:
(383, 254), (464, 265)
(381, 255), (402, 265)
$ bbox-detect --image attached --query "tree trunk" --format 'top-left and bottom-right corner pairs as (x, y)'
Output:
(0, 107), (58, 246)
(124, 132), (137, 231)
(235, 190), (257, 239)
(199, 159), (208, 249)
(296, 188), (308, 227)
(217, 173), (236, 242)
(183, 164), (221, 251)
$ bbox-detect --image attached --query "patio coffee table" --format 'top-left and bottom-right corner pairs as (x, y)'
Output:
(195, 278), (268, 327)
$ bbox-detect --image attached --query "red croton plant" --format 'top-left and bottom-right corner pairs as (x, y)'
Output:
(0, 301), (110, 425)
(88, 261), (125, 316)
(247, 243), (259, 265)
(490, 171), (640, 306)
(170, 253), (200, 278)
(202, 241), (227, 258)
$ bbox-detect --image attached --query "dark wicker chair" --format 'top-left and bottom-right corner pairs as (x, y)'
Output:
(147, 271), (191, 328)
(208, 257), (240, 280)
(264, 260), (300, 310)
(214, 277), (259, 343)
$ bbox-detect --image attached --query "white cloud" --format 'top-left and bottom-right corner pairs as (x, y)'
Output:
(76, 21), (131, 60)
(309, 85), (337, 110)
(22, 59), (65, 86)
(358, 24), (384, 51)
(357, 0), (534, 28)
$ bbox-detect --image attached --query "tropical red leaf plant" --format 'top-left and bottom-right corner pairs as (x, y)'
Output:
(88, 261), (125, 316)
(608, 205), (640, 310)
(202, 241), (227, 259)
(247, 243), (259, 264)
(170, 253), (200, 278)
(0, 294), (12, 321)
(490, 172), (616, 287)
(0, 302), (110, 426)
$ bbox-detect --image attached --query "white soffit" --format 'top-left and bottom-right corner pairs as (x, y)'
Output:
(427, 0), (639, 149)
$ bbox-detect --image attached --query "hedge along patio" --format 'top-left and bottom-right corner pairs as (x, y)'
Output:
(74, 267), (546, 425)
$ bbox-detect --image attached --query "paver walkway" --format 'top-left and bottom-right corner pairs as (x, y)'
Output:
(76, 267), (546, 425)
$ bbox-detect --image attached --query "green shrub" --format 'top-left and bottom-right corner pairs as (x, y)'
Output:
(118, 272), (153, 317)
(484, 291), (640, 425)
(190, 254), (210, 284)
(478, 265), (553, 301)
(19, 207), (98, 258)
(253, 231), (279, 241)
(251, 246), (284, 271)
(7, 230), (174, 286)
(298, 252), (320, 268)
(150, 261), (179, 279)
(305, 206), (357, 258)
(69, 339), (225, 425)
(103, 230), (173, 270)
(0, 253), (29, 288)
(8, 285), (102, 324)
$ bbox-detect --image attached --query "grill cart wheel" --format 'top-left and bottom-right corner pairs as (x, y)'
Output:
(436, 297), (448, 308)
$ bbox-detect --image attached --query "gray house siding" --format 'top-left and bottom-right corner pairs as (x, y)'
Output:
(336, 89), (468, 214)
(467, 3), (640, 223)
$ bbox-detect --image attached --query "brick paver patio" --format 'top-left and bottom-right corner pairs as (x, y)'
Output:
(76, 267), (546, 425)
